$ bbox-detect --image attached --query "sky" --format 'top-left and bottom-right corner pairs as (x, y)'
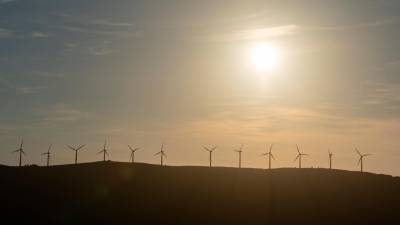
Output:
(1, 0), (400, 175)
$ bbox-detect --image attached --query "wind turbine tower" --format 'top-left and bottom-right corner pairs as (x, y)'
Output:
(328, 150), (333, 169)
(294, 145), (309, 169)
(67, 145), (85, 164)
(128, 145), (140, 163)
(262, 144), (275, 169)
(98, 139), (109, 162)
(155, 143), (167, 166)
(234, 144), (244, 168)
(13, 139), (26, 167)
(203, 145), (217, 167)
(356, 148), (371, 173)
(42, 144), (52, 167)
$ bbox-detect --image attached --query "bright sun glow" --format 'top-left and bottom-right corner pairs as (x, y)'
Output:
(251, 44), (279, 72)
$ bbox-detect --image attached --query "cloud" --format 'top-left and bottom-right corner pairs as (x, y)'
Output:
(0, 28), (13, 38)
(49, 13), (141, 38)
(185, 18), (396, 42)
(185, 95), (373, 140)
(305, 18), (398, 31)
(89, 19), (134, 27)
(34, 71), (64, 78)
(53, 13), (134, 27)
(31, 32), (50, 38)
(0, 77), (44, 94)
(0, 0), (15, 4)
(192, 24), (299, 42)
(15, 86), (44, 95)
(88, 41), (114, 56)
(88, 45), (114, 56)
(35, 103), (96, 126)
(60, 25), (142, 38)
(362, 83), (400, 106)
(0, 77), (14, 89)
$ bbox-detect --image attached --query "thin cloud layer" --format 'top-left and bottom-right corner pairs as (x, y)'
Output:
(195, 25), (299, 42)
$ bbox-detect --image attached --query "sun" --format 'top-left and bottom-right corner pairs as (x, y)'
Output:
(250, 44), (279, 72)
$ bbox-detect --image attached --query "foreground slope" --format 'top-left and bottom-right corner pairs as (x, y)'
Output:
(0, 162), (399, 225)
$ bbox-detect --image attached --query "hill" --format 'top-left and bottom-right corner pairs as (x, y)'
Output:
(0, 162), (399, 225)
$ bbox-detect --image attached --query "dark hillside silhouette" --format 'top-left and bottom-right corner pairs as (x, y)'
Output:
(0, 162), (399, 225)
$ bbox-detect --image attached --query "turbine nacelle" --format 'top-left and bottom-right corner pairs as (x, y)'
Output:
(203, 145), (217, 152)
(262, 144), (275, 159)
(234, 144), (243, 153)
(68, 145), (85, 152)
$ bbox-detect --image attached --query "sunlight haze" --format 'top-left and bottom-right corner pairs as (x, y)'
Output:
(1, 0), (400, 176)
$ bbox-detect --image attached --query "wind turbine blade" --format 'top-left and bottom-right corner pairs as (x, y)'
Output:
(294, 155), (300, 162)
(355, 148), (361, 156)
(12, 149), (19, 153)
(271, 154), (276, 160)
(211, 146), (218, 151)
(296, 144), (300, 154)
(154, 151), (161, 156)
(269, 143), (274, 153)
(48, 144), (52, 152)
(203, 146), (210, 151)
(128, 145), (134, 151)
(358, 158), (362, 165)
(20, 139), (24, 148)
(134, 148), (140, 151)
(364, 154), (372, 157)
(76, 145), (85, 151)
(21, 150), (26, 156)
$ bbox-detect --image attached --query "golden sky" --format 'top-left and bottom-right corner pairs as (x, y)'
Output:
(0, 0), (400, 175)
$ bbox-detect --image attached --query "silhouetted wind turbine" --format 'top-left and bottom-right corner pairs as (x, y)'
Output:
(328, 150), (333, 169)
(261, 144), (275, 169)
(42, 144), (52, 167)
(67, 144), (85, 164)
(154, 143), (167, 166)
(234, 144), (243, 168)
(128, 145), (140, 163)
(356, 148), (371, 173)
(98, 139), (109, 161)
(12, 139), (26, 167)
(294, 145), (309, 168)
(203, 145), (217, 167)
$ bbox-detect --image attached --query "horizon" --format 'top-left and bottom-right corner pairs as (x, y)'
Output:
(1, 0), (400, 176)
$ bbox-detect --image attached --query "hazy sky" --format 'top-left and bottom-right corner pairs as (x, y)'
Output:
(1, 0), (400, 175)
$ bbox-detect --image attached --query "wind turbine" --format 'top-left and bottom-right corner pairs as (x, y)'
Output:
(203, 145), (217, 167)
(234, 144), (243, 168)
(128, 145), (140, 163)
(328, 150), (333, 169)
(42, 144), (52, 167)
(67, 144), (85, 164)
(98, 139), (109, 162)
(294, 144), (309, 168)
(356, 148), (371, 172)
(261, 144), (275, 169)
(154, 143), (167, 166)
(12, 139), (26, 167)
